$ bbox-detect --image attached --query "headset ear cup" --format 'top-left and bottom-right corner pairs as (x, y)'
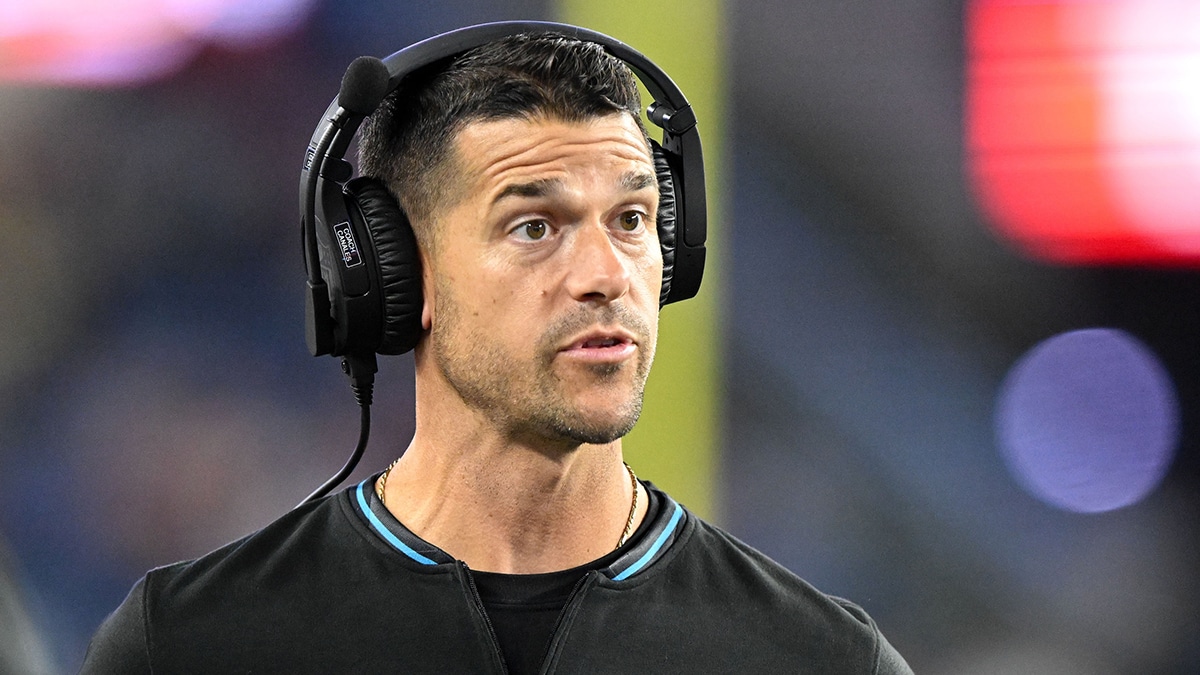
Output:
(651, 140), (677, 307)
(343, 177), (424, 354)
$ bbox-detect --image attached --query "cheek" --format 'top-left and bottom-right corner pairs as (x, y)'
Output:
(484, 268), (545, 320)
(638, 244), (665, 294)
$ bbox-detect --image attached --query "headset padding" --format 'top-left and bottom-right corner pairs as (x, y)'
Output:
(343, 177), (424, 354)
(652, 141), (677, 306)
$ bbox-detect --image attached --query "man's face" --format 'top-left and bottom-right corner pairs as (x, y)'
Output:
(423, 113), (662, 448)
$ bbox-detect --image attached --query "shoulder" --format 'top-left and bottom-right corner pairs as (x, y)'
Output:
(80, 577), (151, 674)
(650, 507), (912, 674)
(671, 514), (861, 620)
(138, 489), (345, 596)
(82, 490), (370, 670)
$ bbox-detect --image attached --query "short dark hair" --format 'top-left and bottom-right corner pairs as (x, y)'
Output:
(358, 32), (646, 246)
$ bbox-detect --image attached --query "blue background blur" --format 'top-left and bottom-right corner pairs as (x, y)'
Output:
(2, 1), (1198, 673)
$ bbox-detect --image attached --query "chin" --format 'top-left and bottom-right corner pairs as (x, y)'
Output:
(515, 395), (643, 448)
(507, 417), (634, 449)
(556, 423), (635, 447)
(559, 402), (644, 446)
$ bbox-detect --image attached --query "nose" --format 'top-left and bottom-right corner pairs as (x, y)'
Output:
(564, 223), (632, 303)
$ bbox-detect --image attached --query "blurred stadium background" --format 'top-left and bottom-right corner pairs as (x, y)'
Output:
(2, 0), (1199, 672)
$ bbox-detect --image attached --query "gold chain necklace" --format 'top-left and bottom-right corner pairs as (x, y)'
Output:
(375, 456), (400, 503)
(375, 460), (639, 552)
(616, 461), (639, 549)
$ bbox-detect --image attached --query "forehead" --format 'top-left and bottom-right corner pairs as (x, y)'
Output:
(451, 114), (654, 195)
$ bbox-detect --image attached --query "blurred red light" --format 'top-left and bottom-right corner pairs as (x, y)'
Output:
(967, 0), (1200, 265)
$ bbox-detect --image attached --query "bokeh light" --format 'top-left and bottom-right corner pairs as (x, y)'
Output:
(967, 0), (1200, 264)
(0, 0), (316, 85)
(995, 328), (1178, 513)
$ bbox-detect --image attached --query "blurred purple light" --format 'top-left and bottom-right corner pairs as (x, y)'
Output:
(995, 328), (1178, 513)
(169, 0), (317, 47)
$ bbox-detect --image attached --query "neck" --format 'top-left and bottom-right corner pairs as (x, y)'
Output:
(378, 377), (645, 574)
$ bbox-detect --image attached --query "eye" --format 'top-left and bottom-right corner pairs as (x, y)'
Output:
(516, 220), (549, 241)
(618, 211), (644, 232)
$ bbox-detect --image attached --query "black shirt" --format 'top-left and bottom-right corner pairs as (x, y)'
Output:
(472, 488), (662, 674)
(81, 479), (912, 674)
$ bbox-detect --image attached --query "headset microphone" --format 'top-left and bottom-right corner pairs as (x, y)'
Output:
(296, 58), (392, 507)
(338, 56), (391, 115)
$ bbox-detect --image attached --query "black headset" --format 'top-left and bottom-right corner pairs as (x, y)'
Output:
(299, 20), (706, 364)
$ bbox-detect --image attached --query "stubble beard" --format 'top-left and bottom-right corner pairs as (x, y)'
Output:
(431, 281), (655, 448)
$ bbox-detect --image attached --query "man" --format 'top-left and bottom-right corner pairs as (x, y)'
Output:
(83, 29), (912, 673)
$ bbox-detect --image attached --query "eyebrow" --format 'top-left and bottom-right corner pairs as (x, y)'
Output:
(620, 171), (658, 193)
(492, 171), (658, 206)
(494, 178), (562, 205)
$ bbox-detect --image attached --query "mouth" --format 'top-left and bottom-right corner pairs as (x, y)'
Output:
(559, 328), (638, 361)
(579, 335), (629, 349)
(563, 327), (637, 349)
